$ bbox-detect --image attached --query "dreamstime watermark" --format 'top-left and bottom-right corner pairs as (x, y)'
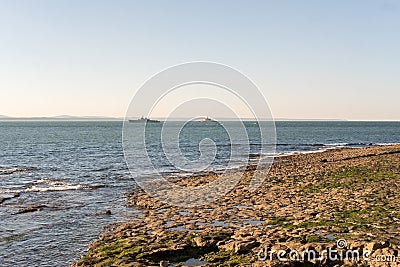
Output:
(257, 239), (398, 263)
(122, 62), (276, 207)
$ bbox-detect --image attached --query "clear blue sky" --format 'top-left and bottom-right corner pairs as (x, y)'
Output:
(1, 0), (399, 120)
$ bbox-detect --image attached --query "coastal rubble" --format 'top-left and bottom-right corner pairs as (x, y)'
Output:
(73, 145), (400, 266)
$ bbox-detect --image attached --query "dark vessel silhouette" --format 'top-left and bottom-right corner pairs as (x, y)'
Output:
(197, 116), (217, 123)
(128, 116), (160, 123)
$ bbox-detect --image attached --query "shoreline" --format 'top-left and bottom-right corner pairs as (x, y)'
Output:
(73, 144), (400, 266)
(142, 143), (400, 182)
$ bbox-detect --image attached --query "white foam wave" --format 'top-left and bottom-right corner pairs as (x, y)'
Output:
(0, 167), (26, 175)
(374, 142), (400, 146)
(324, 143), (348, 147)
(26, 178), (83, 192)
(274, 148), (329, 157)
(0, 178), (86, 194)
(25, 183), (83, 192)
(0, 188), (21, 194)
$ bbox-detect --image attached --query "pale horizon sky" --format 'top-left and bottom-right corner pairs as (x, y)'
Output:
(1, 0), (399, 120)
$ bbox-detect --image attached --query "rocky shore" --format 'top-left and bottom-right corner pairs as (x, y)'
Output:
(73, 145), (400, 267)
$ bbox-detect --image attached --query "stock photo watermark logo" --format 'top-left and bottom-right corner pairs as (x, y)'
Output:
(257, 239), (398, 263)
(257, 239), (359, 262)
(122, 62), (276, 207)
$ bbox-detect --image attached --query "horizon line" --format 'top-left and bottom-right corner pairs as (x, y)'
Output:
(0, 115), (399, 122)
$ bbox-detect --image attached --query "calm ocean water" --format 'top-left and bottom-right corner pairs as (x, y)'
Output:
(0, 121), (399, 266)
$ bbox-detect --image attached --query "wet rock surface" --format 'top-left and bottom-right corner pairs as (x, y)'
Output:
(0, 193), (20, 204)
(15, 204), (46, 214)
(73, 145), (400, 266)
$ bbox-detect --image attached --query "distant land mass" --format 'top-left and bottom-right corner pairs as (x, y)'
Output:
(0, 115), (122, 121)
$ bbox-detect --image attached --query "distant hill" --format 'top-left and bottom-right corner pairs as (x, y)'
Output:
(0, 115), (122, 121)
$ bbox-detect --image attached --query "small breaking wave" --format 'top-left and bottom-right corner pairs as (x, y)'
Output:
(323, 143), (348, 147)
(373, 142), (400, 146)
(26, 179), (84, 192)
(0, 178), (100, 194)
(0, 167), (37, 175)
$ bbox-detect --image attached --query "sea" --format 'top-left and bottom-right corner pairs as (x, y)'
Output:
(0, 121), (399, 266)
